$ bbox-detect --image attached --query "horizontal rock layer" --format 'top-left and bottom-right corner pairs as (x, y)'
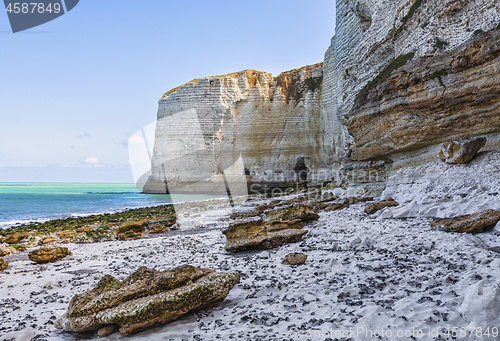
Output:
(328, 0), (500, 182)
(56, 266), (240, 335)
(145, 0), (500, 192)
(348, 31), (500, 161)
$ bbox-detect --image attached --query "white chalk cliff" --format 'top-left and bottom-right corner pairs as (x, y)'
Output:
(145, 0), (500, 194)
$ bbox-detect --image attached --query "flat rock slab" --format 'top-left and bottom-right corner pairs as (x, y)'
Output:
(438, 137), (487, 164)
(223, 218), (307, 252)
(264, 204), (319, 222)
(55, 266), (240, 336)
(28, 247), (72, 264)
(364, 198), (399, 214)
(431, 209), (500, 233)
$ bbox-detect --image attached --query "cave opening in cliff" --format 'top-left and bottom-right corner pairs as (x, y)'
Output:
(294, 157), (309, 182)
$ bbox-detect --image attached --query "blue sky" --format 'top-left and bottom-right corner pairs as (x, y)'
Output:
(0, 0), (336, 183)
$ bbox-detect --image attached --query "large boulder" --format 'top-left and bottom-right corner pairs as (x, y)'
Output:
(117, 219), (149, 240)
(0, 258), (8, 271)
(147, 217), (176, 234)
(118, 219), (149, 233)
(4, 232), (29, 244)
(28, 247), (72, 264)
(431, 209), (500, 233)
(438, 137), (487, 164)
(264, 204), (319, 222)
(364, 198), (399, 214)
(55, 266), (240, 336)
(223, 217), (307, 252)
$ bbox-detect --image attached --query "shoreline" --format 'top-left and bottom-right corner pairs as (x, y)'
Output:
(0, 201), (174, 231)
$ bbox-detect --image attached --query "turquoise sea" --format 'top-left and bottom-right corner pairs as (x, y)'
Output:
(0, 183), (173, 228)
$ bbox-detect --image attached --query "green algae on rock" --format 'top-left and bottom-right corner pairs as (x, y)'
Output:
(0, 258), (8, 271)
(28, 247), (72, 264)
(55, 266), (240, 336)
(222, 217), (308, 252)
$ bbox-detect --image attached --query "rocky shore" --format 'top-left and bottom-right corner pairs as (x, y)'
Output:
(1, 171), (499, 340)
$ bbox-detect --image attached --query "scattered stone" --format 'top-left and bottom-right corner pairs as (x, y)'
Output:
(4, 232), (29, 244)
(364, 198), (399, 214)
(0, 258), (8, 271)
(264, 204), (319, 222)
(223, 218), (307, 252)
(282, 253), (307, 265)
(55, 266), (240, 336)
(438, 137), (487, 164)
(28, 247), (72, 264)
(430, 209), (500, 233)
(97, 325), (116, 337)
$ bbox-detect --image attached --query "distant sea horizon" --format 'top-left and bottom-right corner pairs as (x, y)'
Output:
(0, 182), (173, 229)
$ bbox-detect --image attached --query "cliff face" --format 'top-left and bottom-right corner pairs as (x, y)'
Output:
(144, 65), (335, 194)
(145, 0), (500, 194)
(328, 0), (500, 174)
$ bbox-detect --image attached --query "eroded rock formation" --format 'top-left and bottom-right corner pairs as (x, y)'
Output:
(55, 266), (240, 336)
(28, 247), (72, 264)
(438, 137), (487, 164)
(222, 217), (307, 252)
(431, 209), (500, 233)
(144, 66), (337, 194)
(0, 258), (8, 271)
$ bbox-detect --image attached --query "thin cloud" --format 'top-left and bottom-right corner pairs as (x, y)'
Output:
(82, 156), (101, 165)
(78, 133), (91, 138)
